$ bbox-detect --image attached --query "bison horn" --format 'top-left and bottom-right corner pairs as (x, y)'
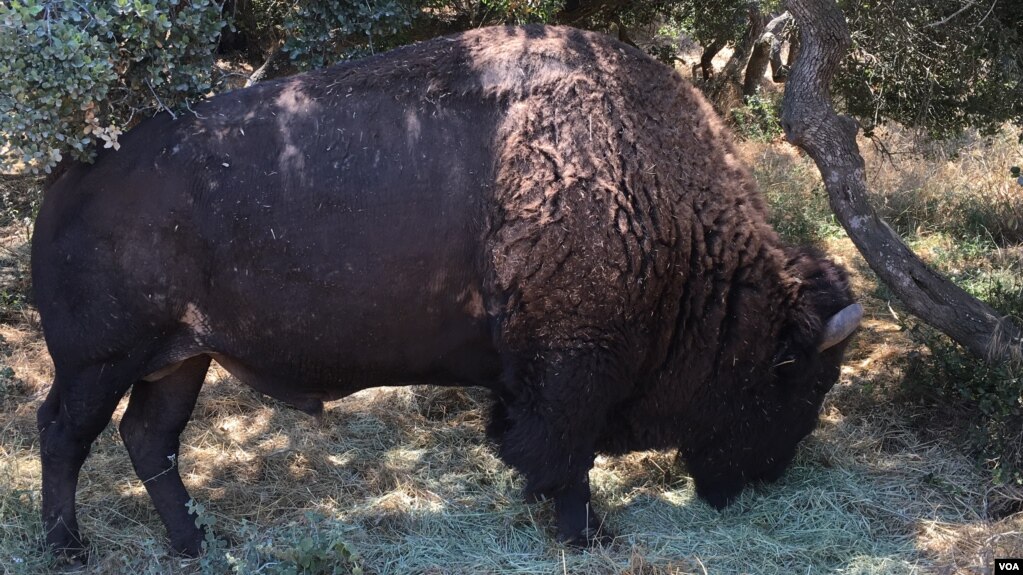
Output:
(818, 303), (864, 351)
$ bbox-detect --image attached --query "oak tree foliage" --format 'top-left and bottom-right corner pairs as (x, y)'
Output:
(2, 0), (1020, 170)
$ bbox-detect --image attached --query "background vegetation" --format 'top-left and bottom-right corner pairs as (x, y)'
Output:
(5, 0), (1020, 173)
(0, 0), (225, 171)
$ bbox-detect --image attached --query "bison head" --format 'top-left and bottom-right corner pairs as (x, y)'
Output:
(686, 249), (862, 509)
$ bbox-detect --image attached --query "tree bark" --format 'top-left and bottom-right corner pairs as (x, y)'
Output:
(786, 30), (800, 69)
(743, 32), (772, 96)
(746, 11), (794, 93)
(766, 11), (794, 81)
(245, 45), (284, 87)
(781, 0), (1022, 364)
(617, 22), (639, 49)
(700, 38), (725, 80)
(718, 7), (769, 87)
(710, 6), (769, 108)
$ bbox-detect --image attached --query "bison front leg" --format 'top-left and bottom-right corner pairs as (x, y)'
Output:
(495, 350), (627, 546)
(119, 355), (210, 556)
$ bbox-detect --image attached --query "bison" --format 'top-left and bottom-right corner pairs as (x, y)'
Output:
(32, 24), (861, 557)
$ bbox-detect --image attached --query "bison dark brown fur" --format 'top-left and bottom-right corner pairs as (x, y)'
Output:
(32, 25), (860, 557)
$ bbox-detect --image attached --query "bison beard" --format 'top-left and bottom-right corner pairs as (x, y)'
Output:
(32, 25), (861, 557)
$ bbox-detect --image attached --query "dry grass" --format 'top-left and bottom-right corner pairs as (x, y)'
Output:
(3, 131), (1023, 574)
(863, 126), (1023, 246)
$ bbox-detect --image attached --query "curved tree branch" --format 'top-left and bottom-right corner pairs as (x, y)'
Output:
(781, 0), (1022, 365)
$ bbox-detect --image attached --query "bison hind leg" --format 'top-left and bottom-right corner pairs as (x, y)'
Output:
(38, 360), (145, 560)
(119, 354), (211, 556)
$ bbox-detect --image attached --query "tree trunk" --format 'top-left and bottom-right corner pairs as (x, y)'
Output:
(700, 38), (725, 80)
(781, 0), (1023, 365)
(766, 11), (795, 81)
(746, 11), (793, 94)
(786, 30), (800, 69)
(617, 22), (639, 49)
(710, 6), (769, 108)
(719, 7), (769, 87)
(743, 34), (772, 96)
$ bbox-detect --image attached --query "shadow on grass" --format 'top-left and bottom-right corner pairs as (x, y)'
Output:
(0, 335), (1014, 575)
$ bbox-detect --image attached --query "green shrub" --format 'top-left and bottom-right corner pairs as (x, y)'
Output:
(186, 502), (363, 575)
(838, 0), (1023, 139)
(0, 486), (48, 575)
(0, 0), (225, 174)
(0, 340), (24, 407)
(265, 0), (568, 70)
(730, 89), (783, 142)
(763, 183), (843, 246)
(479, 0), (565, 24)
(906, 331), (1023, 485)
(903, 274), (1023, 484)
(280, 0), (423, 69)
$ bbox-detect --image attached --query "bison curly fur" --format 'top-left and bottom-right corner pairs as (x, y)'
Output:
(466, 26), (855, 505)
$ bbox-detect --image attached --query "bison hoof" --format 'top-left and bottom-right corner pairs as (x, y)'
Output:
(42, 526), (90, 565)
(171, 537), (203, 558)
(557, 523), (615, 548)
(45, 539), (90, 566)
(695, 483), (741, 510)
(170, 526), (220, 558)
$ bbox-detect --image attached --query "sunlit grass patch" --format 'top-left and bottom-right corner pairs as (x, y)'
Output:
(0, 370), (1003, 574)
